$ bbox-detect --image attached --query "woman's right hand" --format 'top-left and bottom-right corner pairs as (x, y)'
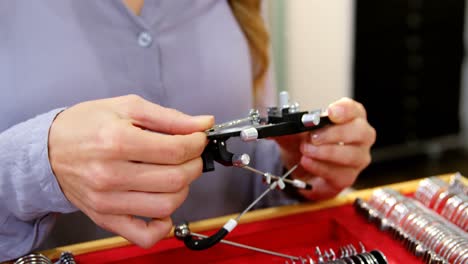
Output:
(48, 95), (214, 248)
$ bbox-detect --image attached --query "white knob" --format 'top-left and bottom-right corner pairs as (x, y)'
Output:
(279, 91), (289, 108)
(240, 127), (258, 142)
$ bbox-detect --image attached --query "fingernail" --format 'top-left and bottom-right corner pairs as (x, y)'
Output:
(328, 104), (344, 121)
(311, 133), (320, 145)
(302, 144), (318, 155)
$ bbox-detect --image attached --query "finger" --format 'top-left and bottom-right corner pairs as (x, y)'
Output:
(299, 157), (359, 190)
(300, 143), (372, 168)
(273, 132), (308, 152)
(299, 177), (343, 200)
(327, 97), (367, 124)
(103, 122), (208, 164)
(92, 213), (173, 249)
(99, 158), (203, 192)
(86, 187), (189, 219)
(309, 118), (376, 146)
(114, 95), (214, 134)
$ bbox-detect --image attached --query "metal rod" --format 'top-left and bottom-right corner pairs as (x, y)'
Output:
(235, 165), (299, 221)
(190, 232), (300, 261)
(243, 165), (295, 184)
(241, 165), (309, 189)
(211, 117), (252, 131)
(240, 165), (266, 175)
(209, 109), (260, 132)
(235, 182), (275, 221)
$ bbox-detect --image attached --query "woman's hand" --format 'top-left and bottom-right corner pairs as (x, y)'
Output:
(275, 97), (376, 200)
(48, 95), (214, 248)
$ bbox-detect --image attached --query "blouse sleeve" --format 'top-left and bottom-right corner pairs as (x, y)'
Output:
(0, 108), (77, 261)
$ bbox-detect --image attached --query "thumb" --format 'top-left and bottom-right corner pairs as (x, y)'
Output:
(327, 97), (366, 124)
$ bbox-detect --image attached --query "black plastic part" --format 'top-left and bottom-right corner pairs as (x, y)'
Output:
(370, 250), (388, 264)
(202, 138), (234, 172)
(201, 147), (215, 172)
(349, 255), (363, 264)
(305, 183), (313, 190)
(183, 228), (229, 250)
(206, 115), (332, 141)
(202, 112), (332, 172)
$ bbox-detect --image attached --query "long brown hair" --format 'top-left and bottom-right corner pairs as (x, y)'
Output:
(228, 0), (270, 99)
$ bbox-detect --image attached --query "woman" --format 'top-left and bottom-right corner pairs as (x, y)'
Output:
(0, 0), (375, 261)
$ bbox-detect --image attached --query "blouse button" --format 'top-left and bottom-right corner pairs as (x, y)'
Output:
(138, 31), (152, 47)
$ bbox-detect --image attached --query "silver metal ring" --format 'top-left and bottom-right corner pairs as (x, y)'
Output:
(442, 195), (464, 221)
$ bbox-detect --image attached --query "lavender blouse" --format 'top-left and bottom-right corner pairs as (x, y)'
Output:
(0, 1), (297, 261)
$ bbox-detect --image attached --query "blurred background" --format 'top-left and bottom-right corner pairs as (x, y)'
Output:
(265, 0), (466, 188)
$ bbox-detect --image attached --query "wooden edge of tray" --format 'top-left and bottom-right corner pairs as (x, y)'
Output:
(33, 173), (465, 261)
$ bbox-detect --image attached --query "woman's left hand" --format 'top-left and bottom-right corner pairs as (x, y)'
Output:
(275, 97), (376, 200)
